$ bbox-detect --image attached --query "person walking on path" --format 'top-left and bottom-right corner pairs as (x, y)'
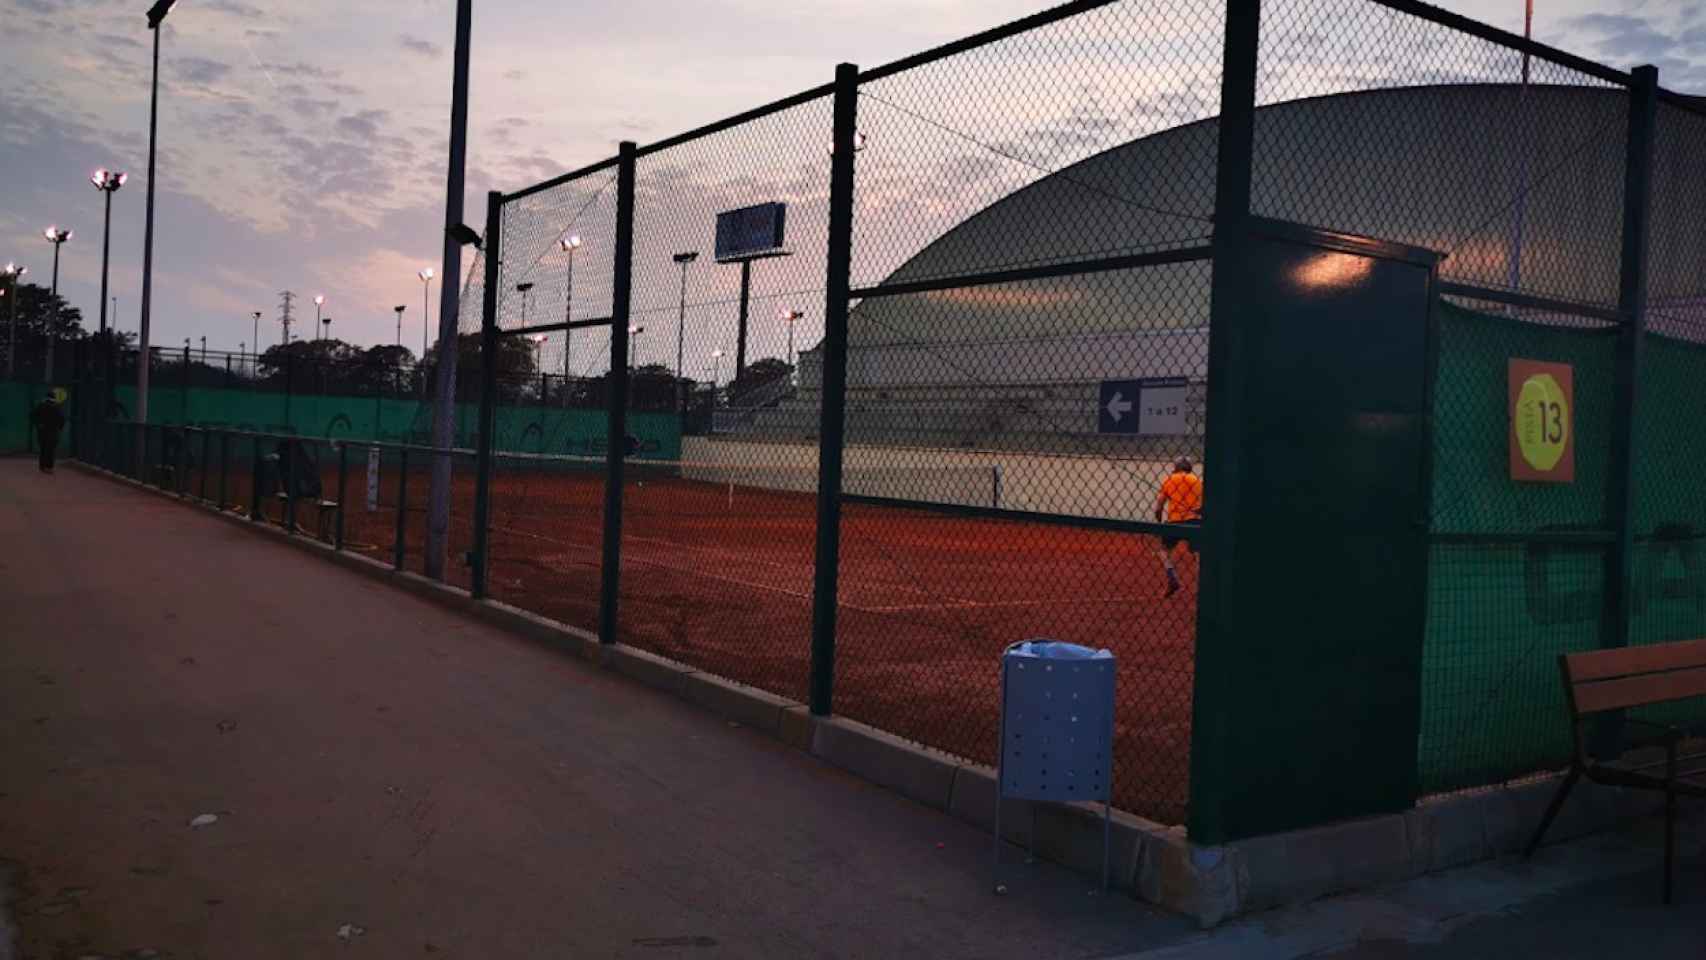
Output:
(1154, 457), (1203, 597)
(32, 392), (65, 474)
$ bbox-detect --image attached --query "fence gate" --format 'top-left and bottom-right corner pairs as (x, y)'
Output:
(1192, 219), (1440, 842)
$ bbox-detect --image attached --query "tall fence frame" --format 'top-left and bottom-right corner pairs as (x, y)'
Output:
(50, 0), (1704, 840)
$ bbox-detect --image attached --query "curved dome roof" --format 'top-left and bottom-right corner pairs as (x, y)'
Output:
(846, 84), (1686, 350)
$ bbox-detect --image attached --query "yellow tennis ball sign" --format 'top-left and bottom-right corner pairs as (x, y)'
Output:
(1509, 359), (1575, 483)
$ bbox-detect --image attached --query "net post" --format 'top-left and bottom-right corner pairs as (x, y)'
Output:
(394, 448), (410, 571)
(1187, 0), (1260, 846)
(809, 62), (860, 717)
(599, 141), (638, 645)
(472, 190), (505, 600)
(1595, 64), (1658, 756)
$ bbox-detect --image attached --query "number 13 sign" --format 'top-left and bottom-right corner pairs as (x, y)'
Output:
(1509, 358), (1575, 483)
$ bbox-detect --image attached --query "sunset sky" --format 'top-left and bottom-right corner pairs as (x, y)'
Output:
(1, 0), (1702, 361)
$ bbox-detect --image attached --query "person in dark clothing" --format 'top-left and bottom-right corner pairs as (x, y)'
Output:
(32, 394), (65, 474)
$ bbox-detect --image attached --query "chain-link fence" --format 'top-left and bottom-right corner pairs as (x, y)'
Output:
(73, 0), (1706, 838)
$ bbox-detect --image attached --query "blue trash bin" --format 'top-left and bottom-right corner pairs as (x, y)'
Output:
(995, 639), (1116, 890)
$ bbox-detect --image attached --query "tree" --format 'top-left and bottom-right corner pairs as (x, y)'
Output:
(423, 331), (538, 402)
(352, 344), (417, 397)
(1, 280), (86, 380)
(729, 357), (794, 400)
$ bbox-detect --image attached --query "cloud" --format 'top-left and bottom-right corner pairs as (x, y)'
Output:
(335, 109), (390, 140)
(174, 56), (235, 86)
(399, 34), (444, 59)
(203, 0), (266, 15)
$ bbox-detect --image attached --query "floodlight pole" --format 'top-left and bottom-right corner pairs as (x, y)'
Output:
(137, 2), (173, 469)
(45, 230), (70, 384)
(424, 0), (473, 581)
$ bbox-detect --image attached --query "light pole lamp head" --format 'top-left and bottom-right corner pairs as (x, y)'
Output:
(419, 268), (435, 283)
(447, 223), (483, 249)
(780, 309), (804, 322)
(2, 263), (23, 280)
(44, 226), (73, 244)
(92, 170), (128, 191)
(252, 311), (262, 320)
(560, 234), (583, 252)
(516, 282), (534, 294)
(394, 305), (406, 315)
(711, 349), (725, 359)
(673, 251), (699, 264)
(628, 325), (644, 335)
(146, 0), (177, 29)
(314, 295), (325, 307)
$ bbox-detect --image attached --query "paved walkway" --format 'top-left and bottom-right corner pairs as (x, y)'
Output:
(0, 461), (1192, 959)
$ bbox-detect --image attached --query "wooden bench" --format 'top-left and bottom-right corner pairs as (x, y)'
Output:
(1528, 638), (1706, 903)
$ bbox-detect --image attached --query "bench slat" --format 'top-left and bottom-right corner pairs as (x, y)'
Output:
(1573, 665), (1706, 714)
(1564, 638), (1706, 682)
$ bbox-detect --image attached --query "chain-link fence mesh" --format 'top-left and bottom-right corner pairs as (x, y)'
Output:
(1254, 0), (1628, 309)
(65, 0), (1706, 833)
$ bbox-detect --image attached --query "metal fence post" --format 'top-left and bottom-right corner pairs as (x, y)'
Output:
(285, 443), (298, 534)
(199, 428), (211, 501)
(219, 431), (229, 509)
(1593, 64), (1659, 754)
(598, 142), (638, 645)
(336, 441), (349, 550)
(809, 62), (862, 717)
(1186, 0), (1261, 846)
(394, 448), (410, 571)
(250, 436), (263, 520)
(175, 427), (188, 496)
(472, 190), (505, 600)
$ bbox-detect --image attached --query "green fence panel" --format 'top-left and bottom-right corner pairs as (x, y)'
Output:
(1418, 302), (1619, 794)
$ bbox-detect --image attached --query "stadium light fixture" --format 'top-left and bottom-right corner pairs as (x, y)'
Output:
(516, 281), (535, 327)
(779, 309), (805, 377)
(447, 223), (483, 249)
(43, 227), (73, 382)
(418, 269), (435, 362)
(558, 235), (584, 396)
(146, 0), (177, 29)
(671, 251), (699, 395)
(92, 169), (127, 402)
(139, 0), (183, 441)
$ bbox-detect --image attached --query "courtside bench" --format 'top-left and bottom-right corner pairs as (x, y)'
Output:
(1528, 638), (1706, 903)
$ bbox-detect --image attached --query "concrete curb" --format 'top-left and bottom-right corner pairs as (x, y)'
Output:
(67, 461), (1692, 928)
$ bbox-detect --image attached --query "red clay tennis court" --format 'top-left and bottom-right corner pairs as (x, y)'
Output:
(475, 460), (1198, 823)
(224, 453), (1195, 823)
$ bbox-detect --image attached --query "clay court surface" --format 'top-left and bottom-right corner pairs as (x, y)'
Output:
(266, 457), (1201, 824)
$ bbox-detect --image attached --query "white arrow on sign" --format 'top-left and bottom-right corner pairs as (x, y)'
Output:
(1106, 391), (1134, 423)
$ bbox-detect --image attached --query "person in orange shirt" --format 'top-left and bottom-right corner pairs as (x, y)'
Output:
(1154, 457), (1203, 597)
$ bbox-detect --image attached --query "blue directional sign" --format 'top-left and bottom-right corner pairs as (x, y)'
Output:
(1098, 379), (1141, 434)
(1100, 377), (1190, 436)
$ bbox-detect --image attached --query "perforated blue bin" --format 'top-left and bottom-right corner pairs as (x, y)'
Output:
(994, 639), (1116, 890)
